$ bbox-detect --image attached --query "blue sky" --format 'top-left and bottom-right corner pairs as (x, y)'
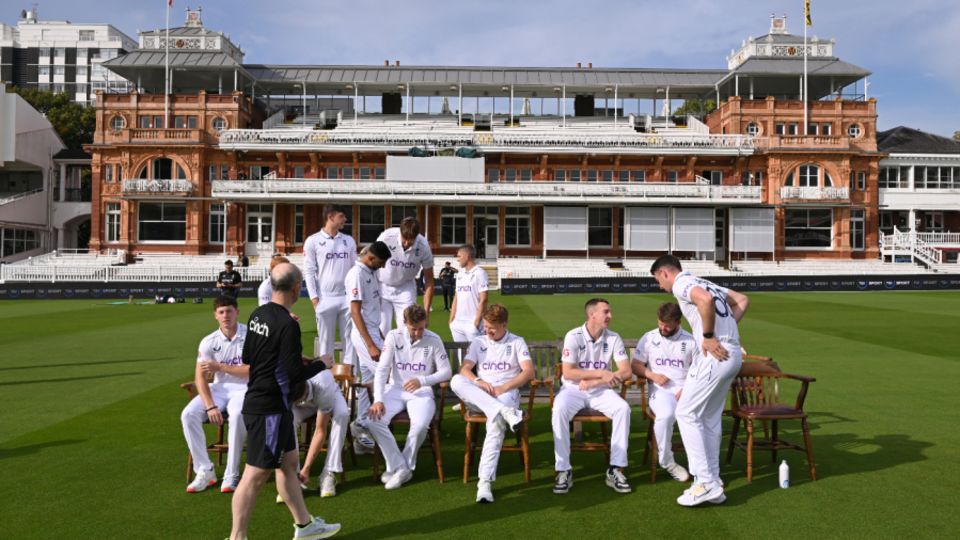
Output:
(8, 0), (959, 137)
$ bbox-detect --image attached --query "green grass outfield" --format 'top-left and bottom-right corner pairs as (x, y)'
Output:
(1, 291), (958, 539)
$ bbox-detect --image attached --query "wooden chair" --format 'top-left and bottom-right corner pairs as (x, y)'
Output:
(180, 381), (230, 482)
(726, 361), (817, 482)
(295, 363), (358, 483)
(459, 341), (554, 484)
(636, 378), (687, 483)
(551, 360), (632, 462)
(369, 382), (449, 483)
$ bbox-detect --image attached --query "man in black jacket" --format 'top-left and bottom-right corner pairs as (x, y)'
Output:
(229, 262), (340, 540)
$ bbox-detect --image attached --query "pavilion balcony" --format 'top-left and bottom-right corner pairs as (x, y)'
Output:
(121, 179), (194, 195)
(779, 186), (849, 201)
(100, 128), (213, 145)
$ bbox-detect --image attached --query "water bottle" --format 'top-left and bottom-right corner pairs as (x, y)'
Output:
(779, 460), (790, 488)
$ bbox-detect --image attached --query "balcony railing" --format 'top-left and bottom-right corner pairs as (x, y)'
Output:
(211, 179), (762, 203)
(122, 179), (194, 194)
(101, 128), (211, 144)
(780, 186), (849, 200)
(218, 129), (755, 154)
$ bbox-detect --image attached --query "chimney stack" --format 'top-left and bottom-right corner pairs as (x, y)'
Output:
(576, 62), (581, 68)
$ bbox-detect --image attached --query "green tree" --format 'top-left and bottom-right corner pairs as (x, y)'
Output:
(672, 98), (717, 118)
(954, 130), (960, 141)
(8, 87), (96, 150)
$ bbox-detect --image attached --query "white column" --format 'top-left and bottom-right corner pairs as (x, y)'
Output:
(509, 84), (514, 125)
(613, 84), (618, 126)
(561, 84), (566, 127)
(406, 84), (411, 124)
(909, 208), (917, 233)
(458, 83), (462, 125)
(354, 82), (359, 125)
(59, 163), (66, 202)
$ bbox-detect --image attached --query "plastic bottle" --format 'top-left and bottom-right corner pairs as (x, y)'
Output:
(779, 460), (790, 488)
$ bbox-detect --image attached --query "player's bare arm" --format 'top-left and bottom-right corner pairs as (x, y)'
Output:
(350, 300), (381, 360)
(202, 361), (250, 379)
(299, 413), (329, 482)
(726, 289), (750, 322)
(193, 361), (223, 426)
(494, 361), (535, 396)
(448, 294), (458, 325)
(474, 291), (489, 329)
(460, 359), (496, 394)
(422, 268), (435, 325)
(689, 286), (730, 361)
(632, 361), (670, 387)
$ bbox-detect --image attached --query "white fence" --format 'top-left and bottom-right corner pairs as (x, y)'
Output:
(1, 264), (268, 283)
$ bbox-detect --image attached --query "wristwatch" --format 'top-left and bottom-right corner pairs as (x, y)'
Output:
(702, 332), (715, 339)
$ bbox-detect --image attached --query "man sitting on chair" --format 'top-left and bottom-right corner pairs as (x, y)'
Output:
(552, 298), (633, 495)
(632, 302), (696, 483)
(181, 295), (249, 493)
(289, 364), (350, 498)
(362, 305), (452, 490)
(450, 304), (532, 504)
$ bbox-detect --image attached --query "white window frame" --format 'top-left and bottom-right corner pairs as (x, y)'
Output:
(784, 208), (833, 251)
(105, 203), (121, 243)
(504, 207), (531, 247)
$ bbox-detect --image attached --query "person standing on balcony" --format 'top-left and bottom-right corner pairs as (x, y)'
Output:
(449, 245), (488, 343)
(217, 260), (242, 300)
(376, 217), (435, 335)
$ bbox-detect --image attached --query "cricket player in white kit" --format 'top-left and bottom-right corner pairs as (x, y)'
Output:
(344, 241), (392, 450)
(449, 304), (531, 503)
(650, 254), (750, 506)
(362, 305), (451, 490)
(258, 255), (289, 306)
(304, 205), (358, 365)
(181, 295), (249, 493)
(448, 244), (488, 343)
(289, 368), (350, 498)
(377, 218), (435, 335)
(632, 302), (696, 483)
(552, 298), (633, 495)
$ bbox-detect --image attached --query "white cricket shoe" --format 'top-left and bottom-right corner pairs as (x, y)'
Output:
(380, 471), (392, 484)
(605, 468), (632, 494)
(553, 470), (573, 494)
(292, 516), (341, 539)
(665, 462), (690, 483)
(476, 480), (494, 503)
(220, 475), (240, 493)
(498, 407), (524, 433)
(320, 472), (337, 498)
(384, 468), (413, 490)
(186, 469), (217, 493)
(677, 482), (725, 507)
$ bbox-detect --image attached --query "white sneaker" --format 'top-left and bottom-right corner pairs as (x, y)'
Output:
(677, 482), (725, 507)
(350, 420), (373, 443)
(665, 463), (691, 483)
(451, 403), (462, 412)
(276, 493), (285, 504)
(385, 468), (413, 490)
(476, 480), (494, 503)
(498, 407), (524, 433)
(380, 471), (392, 484)
(320, 472), (337, 498)
(352, 439), (374, 455)
(220, 475), (240, 493)
(186, 469), (217, 493)
(293, 515), (341, 539)
(708, 493), (727, 504)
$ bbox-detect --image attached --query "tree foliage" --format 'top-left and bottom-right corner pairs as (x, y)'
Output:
(672, 98), (717, 118)
(8, 87), (96, 150)
(954, 131), (960, 141)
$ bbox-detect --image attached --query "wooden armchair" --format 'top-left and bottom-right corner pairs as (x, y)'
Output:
(369, 382), (449, 483)
(551, 360), (633, 462)
(726, 361), (817, 482)
(295, 363), (358, 484)
(179, 381), (230, 482)
(636, 378), (687, 483)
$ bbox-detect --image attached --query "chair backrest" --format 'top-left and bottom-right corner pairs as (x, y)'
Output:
(527, 340), (562, 384)
(732, 361), (784, 408)
(331, 363), (354, 401)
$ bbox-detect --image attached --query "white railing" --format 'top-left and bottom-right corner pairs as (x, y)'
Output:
(219, 128), (754, 152)
(122, 179), (194, 194)
(0, 264), (268, 283)
(211, 179), (762, 202)
(914, 232), (960, 245)
(879, 228), (947, 267)
(780, 186), (850, 200)
(0, 188), (44, 206)
(912, 235), (944, 265)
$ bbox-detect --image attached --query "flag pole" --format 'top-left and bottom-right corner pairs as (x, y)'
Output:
(803, 1), (809, 134)
(164, 0), (170, 130)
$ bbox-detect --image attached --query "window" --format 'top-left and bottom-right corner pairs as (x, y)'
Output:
(785, 209), (832, 249)
(618, 170), (630, 182)
(775, 123), (785, 135)
(39, 47), (50, 58)
(440, 206), (466, 245)
(209, 204), (225, 244)
(504, 168), (516, 182)
(39, 66), (50, 77)
(212, 117), (228, 131)
(504, 208), (531, 246)
(390, 206), (418, 227)
(358, 205), (385, 244)
(110, 115), (125, 130)
(139, 115), (151, 128)
(208, 164), (230, 180)
(788, 123), (799, 136)
(856, 171), (866, 191)
(292, 166), (306, 179)
(916, 166), (960, 189)
(847, 124), (862, 138)
(879, 166), (909, 189)
(325, 167), (339, 179)
(569, 169), (581, 182)
(138, 202), (186, 242)
(54, 66), (65, 76)
(173, 116), (197, 129)
(0, 228), (41, 258)
(106, 203), (121, 243)
(53, 84), (65, 94)
(103, 164), (113, 183)
(798, 165), (819, 187)
(586, 170), (598, 182)
(601, 170), (614, 182)
(79, 30), (95, 41)
(555, 169), (565, 182)
(807, 123), (818, 135)
(821, 123), (832, 136)
(746, 122), (759, 136)
(519, 168), (533, 182)
(293, 205), (305, 244)
(54, 48), (65, 59)
(703, 171), (723, 185)
(588, 208), (613, 247)
(153, 115), (164, 129)
(850, 209), (865, 251)
(249, 166), (270, 180)
(631, 170), (646, 182)
(359, 167), (371, 180)
(666, 170), (679, 183)
(77, 48), (88, 60)
(342, 167), (354, 180)
(374, 167), (385, 180)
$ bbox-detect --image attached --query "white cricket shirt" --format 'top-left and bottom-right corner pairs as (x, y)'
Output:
(673, 271), (741, 348)
(374, 326), (451, 403)
(632, 328), (697, 393)
(304, 229), (357, 299)
(560, 324), (629, 391)
(344, 260), (382, 335)
(465, 331), (532, 387)
(453, 265), (489, 323)
(197, 324), (248, 388)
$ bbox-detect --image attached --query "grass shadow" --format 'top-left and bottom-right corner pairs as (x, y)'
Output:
(0, 372), (143, 386)
(0, 439), (85, 458)
(0, 357), (174, 372)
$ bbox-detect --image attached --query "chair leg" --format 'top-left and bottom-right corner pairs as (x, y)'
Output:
(642, 418), (652, 466)
(801, 417), (817, 481)
(463, 422), (473, 484)
(727, 417), (741, 464)
(746, 419), (755, 483)
(771, 420), (779, 463)
(431, 424), (444, 483)
(647, 420), (658, 483)
(600, 422), (611, 463)
(521, 423), (531, 483)
(186, 454), (193, 483)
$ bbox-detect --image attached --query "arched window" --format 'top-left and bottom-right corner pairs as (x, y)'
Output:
(110, 115), (125, 130)
(212, 117), (228, 131)
(785, 164), (834, 187)
(136, 158), (187, 179)
(746, 122), (759, 136)
(847, 123), (862, 138)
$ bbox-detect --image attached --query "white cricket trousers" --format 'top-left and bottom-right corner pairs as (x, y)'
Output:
(552, 386), (630, 471)
(292, 371), (349, 475)
(449, 320), (481, 343)
(315, 295), (355, 364)
(364, 386), (436, 473)
(675, 348), (742, 485)
(379, 283), (416, 336)
(181, 384), (246, 480)
(648, 386), (682, 468)
(350, 327), (384, 420)
(450, 374), (519, 482)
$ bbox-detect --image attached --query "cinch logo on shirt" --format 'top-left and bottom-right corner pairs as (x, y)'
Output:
(222, 356), (244, 366)
(457, 285), (473, 293)
(577, 360), (609, 370)
(397, 361), (427, 372)
(654, 357), (686, 368)
(481, 360), (512, 371)
(325, 252), (350, 260)
(390, 260), (417, 268)
(249, 318), (270, 337)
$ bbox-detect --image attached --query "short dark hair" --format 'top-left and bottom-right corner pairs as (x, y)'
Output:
(399, 217), (420, 241)
(584, 298), (609, 315)
(458, 244), (476, 259)
(650, 254), (682, 275)
(224, 259), (234, 267)
(403, 304), (427, 325)
(290, 381), (307, 403)
(657, 302), (682, 322)
(213, 295), (238, 310)
(323, 204), (346, 223)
